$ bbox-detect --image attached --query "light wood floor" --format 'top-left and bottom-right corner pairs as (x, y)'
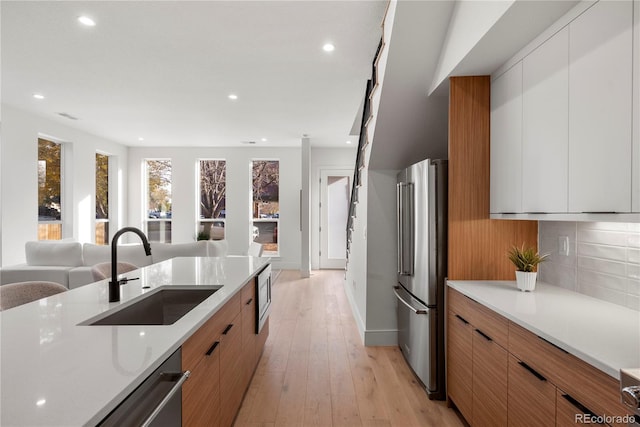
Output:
(234, 270), (464, 427)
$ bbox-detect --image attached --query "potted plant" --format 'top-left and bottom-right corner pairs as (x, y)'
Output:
(507, 245), (549, 292)
(196, 231), (210, 241)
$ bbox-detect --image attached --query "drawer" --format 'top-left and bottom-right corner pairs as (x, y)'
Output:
(508, 322), (630, 425)
(472, 329), (508, 427)
(449, 288), (508, 348)
(182, 291), (242, 370)
(447, 313), (473, 422)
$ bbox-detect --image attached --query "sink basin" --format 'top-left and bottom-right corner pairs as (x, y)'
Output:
(83, 287), (221, 326)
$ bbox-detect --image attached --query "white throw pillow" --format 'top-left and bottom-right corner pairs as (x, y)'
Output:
(25, 241), (83, 267)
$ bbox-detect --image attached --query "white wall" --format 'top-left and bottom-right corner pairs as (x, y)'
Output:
(1, 105), (128, 266)
(128, 146), (302, 270)
(429, 0), (514, 93)
(539, 221), (640, 311)
(310, 147), (356, 269)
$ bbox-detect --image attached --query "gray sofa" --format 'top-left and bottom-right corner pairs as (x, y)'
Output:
(0, 240), (229, 289)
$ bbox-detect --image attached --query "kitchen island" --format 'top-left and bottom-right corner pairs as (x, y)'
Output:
(0, 256), (269, 426)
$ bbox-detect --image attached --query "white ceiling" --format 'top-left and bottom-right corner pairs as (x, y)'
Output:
(2, 1), (388, 148)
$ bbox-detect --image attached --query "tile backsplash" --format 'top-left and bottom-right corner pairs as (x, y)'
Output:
(538, 221), (640, 311)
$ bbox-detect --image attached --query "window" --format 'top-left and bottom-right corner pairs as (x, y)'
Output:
(95, 153), (110, 245)
(198, 160), (226, 240)
(252, 160), (279, 256)
(38, 138), (62, 240)
(144, 159), (172, 243)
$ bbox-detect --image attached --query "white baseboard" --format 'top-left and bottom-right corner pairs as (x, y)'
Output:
(363, 329), (398, 346)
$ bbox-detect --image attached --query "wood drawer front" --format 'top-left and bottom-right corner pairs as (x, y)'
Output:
(182, 349), (220, 427)
(449, 288), (508, 347)
(556, 388), (606, 427)
(241, 279), (255, 307)
(509, 322), (630, 424)
(449, 287), (474, 317)
(507, 354), (556, 427)
(182, 291), (242, 370)
(472, 330), (508, 427)
(447, 313), (473, 422)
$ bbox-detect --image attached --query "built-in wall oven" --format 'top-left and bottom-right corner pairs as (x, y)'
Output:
(256, 264), (272, 333)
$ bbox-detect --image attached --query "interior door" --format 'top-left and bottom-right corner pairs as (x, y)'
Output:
(319, 169), (351, 269)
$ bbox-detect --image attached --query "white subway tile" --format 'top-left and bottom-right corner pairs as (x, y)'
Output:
(577, 243), (626, 262)
(629, 249), (640, 264)
(577, 269), (627, 292)
(627, 278), (640, 296)
(578, 229), (629, 246)
(626, 294), (640, 311)
(540, 262), (576, 291)
(629, 234), (640, 248)
(628, 264), (640, 281)
(578, 222), (630, 232)
(577, 282), (628, 308)
(577, 256), (626, 276)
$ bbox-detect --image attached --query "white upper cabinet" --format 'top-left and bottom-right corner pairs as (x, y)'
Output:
(568, 0), (633, 213)
(522, 27), (569, 213)
(491, 62), (523, 214)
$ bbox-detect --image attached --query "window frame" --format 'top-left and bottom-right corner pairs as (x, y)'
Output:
(143, 158), (173, 243)
(37, 137), (64, 240)
(251, 159), (280, 257)
(95, 152), (110, 245)
(197, 158), (227, 241)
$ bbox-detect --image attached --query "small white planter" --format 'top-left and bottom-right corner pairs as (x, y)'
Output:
(515, 271), (537, 292)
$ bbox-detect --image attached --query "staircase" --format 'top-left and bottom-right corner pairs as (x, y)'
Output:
(345, 32), (387, 269)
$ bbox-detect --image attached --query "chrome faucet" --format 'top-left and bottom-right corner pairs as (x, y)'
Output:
(109, 227), (152, 302)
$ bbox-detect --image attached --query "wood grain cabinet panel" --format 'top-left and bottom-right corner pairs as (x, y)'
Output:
(472, 329), (508, 427)
(556, 388), (606, 427)
(182, 346), (220, 427)
(508, 322), (630, 425)
(507, 354), (555, 427)
(219, 310), (244, 427)
(447, 313), (473, 422)
(241, 280), (257, 390)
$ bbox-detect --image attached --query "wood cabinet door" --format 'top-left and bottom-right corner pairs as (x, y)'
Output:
(219, 310), (244, 427)
(182, 346), (220, 427)
(490, 61), (523, 214)
(447, 313), (473, 422)
(522, 26), (569, 213)
(568, 0), (633, 213)
(472, 328), (508, 427)
(507, 354), (556, 427)
(556, 388), (606, 427)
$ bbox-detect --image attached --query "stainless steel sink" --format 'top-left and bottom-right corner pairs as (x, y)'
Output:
(82, 287), (221, 326)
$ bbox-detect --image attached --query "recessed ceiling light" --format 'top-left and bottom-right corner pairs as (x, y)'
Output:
(323, 43), (335, 52)
(36, 399), (46, 407)
(261, 138), (267, 142)
(138, 137), (144, 141)
(78, 16), (96, 27)
(346, 140), (352, 144)
(228, 94), (238, 100)
(33, 93), (45, 100)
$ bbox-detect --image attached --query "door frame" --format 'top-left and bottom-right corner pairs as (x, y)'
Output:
(319, 169), (352, 269)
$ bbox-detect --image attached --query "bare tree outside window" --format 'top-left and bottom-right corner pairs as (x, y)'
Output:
(198, 160), (226, 240)
(145, 159), (172, 243)
(38, 138), (62, 240)
(95, 153), (109, 245)
(252, 160), (279, 255)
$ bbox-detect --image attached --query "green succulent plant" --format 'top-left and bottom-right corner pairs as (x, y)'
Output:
(507, 245), (549, 272)
(196, 231), (210, 241)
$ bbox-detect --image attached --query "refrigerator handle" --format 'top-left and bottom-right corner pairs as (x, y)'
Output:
(397, 183), (403, 274)
(404, 182), (414, 276)
(392, 286), (428, 314)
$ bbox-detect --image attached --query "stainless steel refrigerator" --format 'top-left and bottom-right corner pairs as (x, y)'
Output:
(395, 158), (447, 400)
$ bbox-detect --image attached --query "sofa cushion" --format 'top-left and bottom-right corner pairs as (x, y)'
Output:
(83, 243), (153, 267)
(151, 241), (209, 263)
(207, 240), (229, 257)
(25, 241), (83, 267)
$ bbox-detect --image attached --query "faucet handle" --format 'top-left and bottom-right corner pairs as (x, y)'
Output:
(120, 277), (139, 284)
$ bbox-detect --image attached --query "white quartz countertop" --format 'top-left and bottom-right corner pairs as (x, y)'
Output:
(447, 280), (640, 380)
(0, 256), (270, 426)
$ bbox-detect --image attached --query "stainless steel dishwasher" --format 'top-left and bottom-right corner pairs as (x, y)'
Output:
(98, 348), (189, 427)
